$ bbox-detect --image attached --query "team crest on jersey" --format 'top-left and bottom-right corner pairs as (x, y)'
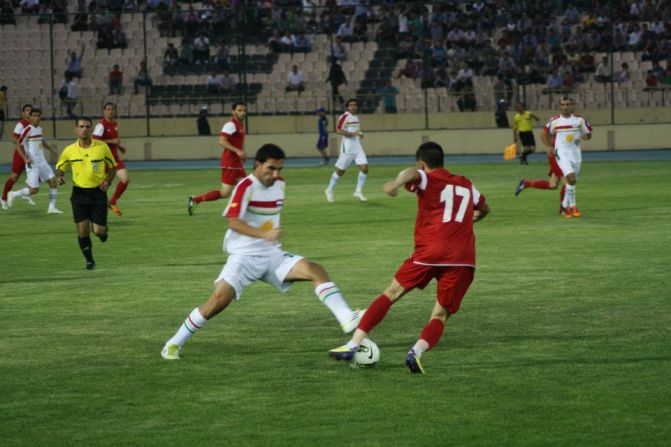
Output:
(566, 134), (574, 142)
(230, 202), (239, 208)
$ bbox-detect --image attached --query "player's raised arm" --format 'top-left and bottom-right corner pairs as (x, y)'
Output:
(383, 167), (419, 196)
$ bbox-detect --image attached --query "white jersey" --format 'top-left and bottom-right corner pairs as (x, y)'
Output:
(336, 111), (363, 154)
(545, 114), (592, 158)
(222, 173), (285, 255)
(17, 125), (48, 165)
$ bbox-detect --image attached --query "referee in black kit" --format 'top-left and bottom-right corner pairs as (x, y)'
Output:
(56, 117), (116, 270)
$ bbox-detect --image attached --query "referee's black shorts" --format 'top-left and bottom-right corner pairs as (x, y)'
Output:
(519, 131), (536, 147)
(70, 186), (108, 226)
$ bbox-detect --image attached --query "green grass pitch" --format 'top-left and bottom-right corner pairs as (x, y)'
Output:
(1, 159), (669, 446)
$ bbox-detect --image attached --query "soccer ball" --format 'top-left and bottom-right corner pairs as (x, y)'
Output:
(350, 338), (380, 369)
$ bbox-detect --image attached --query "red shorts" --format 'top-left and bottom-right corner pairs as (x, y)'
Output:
(11, 150), (26, 174)
(111, 150), (126, 170)
(221, 167), (246, 186)
(394, 258), (475, 314)
(548, 154), (562, 177)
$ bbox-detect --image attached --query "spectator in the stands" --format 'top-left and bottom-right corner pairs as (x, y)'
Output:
(65, 47), (85, 79)
(133, 60), (153, 94)
(293, 31), (312, 53)
(214, 41), (231, 72)
(419, 62), (436, 89)
(452, 62), (474, 92)
(331, 36), (347, 62)
(326, 57), (347, 105)
(20, 0), (39, 13)
(193, 32), (210, 64)
(164, 42), (179, 69)
(396, 58), (419, 80)
(594, 56), (611, 83)
(430, 41), (448, 67)
(37, 2), (54, 23)
(108, 64), (123, 95)
(644, 70), (659, 89)
(60, 74), (78, 118)
(435, 62), (450, 88)
(561, 70), (575, 90)
(337, 15), (355, 42)
(197, 107), (211, 135)
(207, 71), (225, 94)
(651, 61), (665, 80)
(545, 70), (563, 90)
(626, 23), (643, 51)
(0, 0), (16, 25)
(286, 65), (305, 94)
(616, 62), (630, 84)
(376, 79), (399, 114)
(219, 70), (235, 94)
(179, 38), (194, 66)
(268, 29), (282, 53)
(278, 30), (293, 53)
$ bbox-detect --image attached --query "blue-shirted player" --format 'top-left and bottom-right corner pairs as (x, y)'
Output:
(316, 107), (329, 165)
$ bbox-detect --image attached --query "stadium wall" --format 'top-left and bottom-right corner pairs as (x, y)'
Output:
(2, 110), (670, 163)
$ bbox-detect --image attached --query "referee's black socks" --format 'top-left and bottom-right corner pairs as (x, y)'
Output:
(78, 236), (94, 263)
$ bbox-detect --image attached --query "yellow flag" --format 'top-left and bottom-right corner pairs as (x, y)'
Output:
(503, 143), (517, 160)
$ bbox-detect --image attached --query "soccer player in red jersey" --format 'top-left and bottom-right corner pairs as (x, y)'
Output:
(92, 102), (130, 216)
(2, 104), (35, 210)
(329, 141), (490, 374)
(514, 135), (566, 214)
(188, 102), (247, 215)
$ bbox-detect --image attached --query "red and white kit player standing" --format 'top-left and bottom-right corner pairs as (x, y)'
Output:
(329, 141), (490, 374)
(2, 104), (36, 209)
(92, 102), (130, 216)
(324, 98), (369, 202)
(188, 101), (247, 215)
(162, 144), (363, 360)
(541, 97), (592, 218)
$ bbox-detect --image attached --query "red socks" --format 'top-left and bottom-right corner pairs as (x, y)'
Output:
(525, 180), (550, 189)
(195, 190), (222, 203)
(419, 318), (445, 350)
(2, 177), (15, 200)
(358, 295), (393, 333)
(109, 181), (128, 205)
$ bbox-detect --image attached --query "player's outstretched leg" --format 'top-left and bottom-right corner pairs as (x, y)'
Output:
(405, 350), (425, 374)
(515, 179), (526, 196)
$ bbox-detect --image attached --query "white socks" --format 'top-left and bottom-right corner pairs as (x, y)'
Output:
(356, 172), (367, 192)
(49, 188), (58, 208)
(167, 307), (208, 346)
(565, 184), (576, 207)
(411, 340), (430, 358)
(315, 282), (353, 326)
(327, 172), (341, 192)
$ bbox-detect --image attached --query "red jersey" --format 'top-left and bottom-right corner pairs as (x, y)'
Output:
(405, 168), (486, 267)
(93, 118), (120, 158)
(13, 118), (30, 141)
(220, 116), (245, 168)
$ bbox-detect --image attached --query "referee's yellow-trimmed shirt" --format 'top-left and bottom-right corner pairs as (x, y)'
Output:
(513, 111), (535, 132)
(56, 140), (115, 188)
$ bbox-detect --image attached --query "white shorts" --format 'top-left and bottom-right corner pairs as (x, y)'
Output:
(26, 161), (55, 188)
(555, 149), (581, 178)
(334, 149), (368, 170)
(214, 249), (304, 299)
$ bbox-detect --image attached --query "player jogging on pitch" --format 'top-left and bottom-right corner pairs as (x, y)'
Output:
(520, 97), (591, 218)
(93, 102), (130, 217)
(324, 98), (368, 202)
(7, 108), (62, 213)
(188, 102), (247, 215)
(2, 104), (36, 209)
(329, 142), (489, 374)
(162, 144), (364, 360)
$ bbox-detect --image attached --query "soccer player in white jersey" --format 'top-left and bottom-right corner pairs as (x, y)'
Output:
(324, 98), (369, 202)
(6, 108), (62, 213)
(541, 97), (592, 218)
(161, 144), (364, 360)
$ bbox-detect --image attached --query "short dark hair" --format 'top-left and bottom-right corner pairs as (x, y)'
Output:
(232, 101), (246, 110)
(103, 102), (115, 109)
(345, 98), (358, 107)
(416, 141), (444, 168)
(255, 144), (285, 163)
(76, 116), (93, 126)
(30, 108), (42, 115)
(22, 104), (32, 112)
